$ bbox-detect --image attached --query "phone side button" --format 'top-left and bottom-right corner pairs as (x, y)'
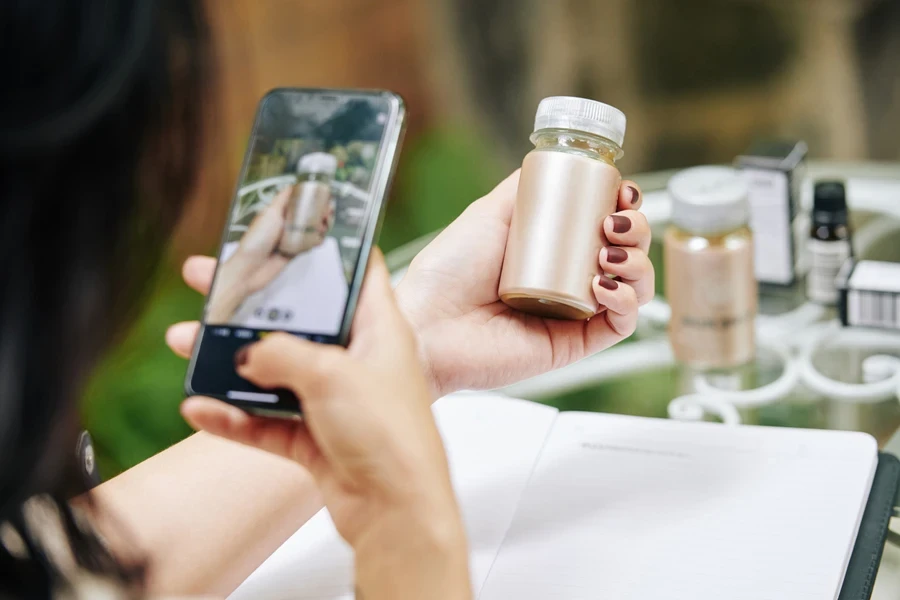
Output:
(227, 391), (279, 404)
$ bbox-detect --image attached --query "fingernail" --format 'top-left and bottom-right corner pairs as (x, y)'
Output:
(610, 215), (631, 234)
(605, 246), (628, 264)
(628, 185), (640, 204)
(596, 275), (619, 291)
(235, 345), (251, 368)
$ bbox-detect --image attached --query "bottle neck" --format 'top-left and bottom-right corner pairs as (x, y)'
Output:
(530, 129), (623, 165)
(667, 223), (752, 248)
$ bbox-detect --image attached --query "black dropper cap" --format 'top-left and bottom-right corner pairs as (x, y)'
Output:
(812, 180), (848, 225)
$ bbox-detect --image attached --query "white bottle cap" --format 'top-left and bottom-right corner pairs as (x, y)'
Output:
(668, 166), (749, 235)
(533, 96), (627, 147)
(298, 152), (338, 177)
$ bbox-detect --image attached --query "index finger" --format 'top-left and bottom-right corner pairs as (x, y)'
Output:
(617, 180), (642, 212)
(252, 185), (291, 227)
(269, 184), (292, 214)
(244, 185), (291, 241)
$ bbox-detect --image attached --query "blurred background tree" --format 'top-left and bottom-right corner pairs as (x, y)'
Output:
(84, 0), (900, 477)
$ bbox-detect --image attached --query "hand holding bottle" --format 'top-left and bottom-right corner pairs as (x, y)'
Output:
(396, 170), (653, 395)
(205, 187), (292, 323)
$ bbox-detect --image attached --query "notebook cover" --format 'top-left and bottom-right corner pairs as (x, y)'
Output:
(838, 452), (900, 600)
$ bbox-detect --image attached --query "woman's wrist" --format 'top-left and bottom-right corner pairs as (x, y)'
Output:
(353, 503), (472, 600)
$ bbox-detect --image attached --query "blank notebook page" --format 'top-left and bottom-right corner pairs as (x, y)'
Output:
(478, 411), (878, 600)
(229, 394), (558, 599)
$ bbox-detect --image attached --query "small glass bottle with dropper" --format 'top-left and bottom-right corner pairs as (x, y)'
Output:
(806, 180), (852, 305)
(499, 96), (626, 320)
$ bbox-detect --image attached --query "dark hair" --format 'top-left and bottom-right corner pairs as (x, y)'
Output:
(0, 1), (211, 596)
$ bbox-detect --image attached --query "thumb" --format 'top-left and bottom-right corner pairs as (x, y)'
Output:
(243, 186), (291, 245)
(269, 184), (292, 214)
(470, 169), (520, 224)
(235, 332), (349, 406)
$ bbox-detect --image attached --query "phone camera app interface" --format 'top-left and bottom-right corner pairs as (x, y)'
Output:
(190, 92), (393, 399)
(209, 93), (389, 339)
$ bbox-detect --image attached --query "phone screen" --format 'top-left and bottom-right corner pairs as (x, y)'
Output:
(187, 89), (404, 411)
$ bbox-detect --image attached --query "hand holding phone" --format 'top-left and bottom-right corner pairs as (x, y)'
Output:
(183, 250), (449, 515)
(182, 251), (471, 595)
(186, 88), (406, 414)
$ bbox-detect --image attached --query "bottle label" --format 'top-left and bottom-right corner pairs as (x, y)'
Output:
(843, 260), (900, 330)
(806, 239), (851, 304)
(500, 150), (621, 318)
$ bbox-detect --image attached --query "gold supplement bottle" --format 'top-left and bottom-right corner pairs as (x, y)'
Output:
(279, 152), (338, 257)
(499, 97), (626, 320)
(664, 166), (757, 369)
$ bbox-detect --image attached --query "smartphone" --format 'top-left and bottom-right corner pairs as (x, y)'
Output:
(186, 88), (406, 415)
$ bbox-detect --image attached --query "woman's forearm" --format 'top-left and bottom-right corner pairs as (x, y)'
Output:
(79, 432), (323, 597)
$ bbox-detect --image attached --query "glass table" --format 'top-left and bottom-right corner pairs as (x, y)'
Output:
(386, 160), (900, 598)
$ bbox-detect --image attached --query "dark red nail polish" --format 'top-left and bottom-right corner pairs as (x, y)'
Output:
(605, 246), (628, 264)
(610, 215), (631, 234)
(628, 185), (640, 204)
(597, 276), (619, 291)
(235, 346), (250, 368)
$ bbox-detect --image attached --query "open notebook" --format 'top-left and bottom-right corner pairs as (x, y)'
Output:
(230, 393), (879, 600)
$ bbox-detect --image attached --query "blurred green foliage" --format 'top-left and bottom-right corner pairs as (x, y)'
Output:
(380, 126), (502, 251)
(82, 273), (202, 478)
